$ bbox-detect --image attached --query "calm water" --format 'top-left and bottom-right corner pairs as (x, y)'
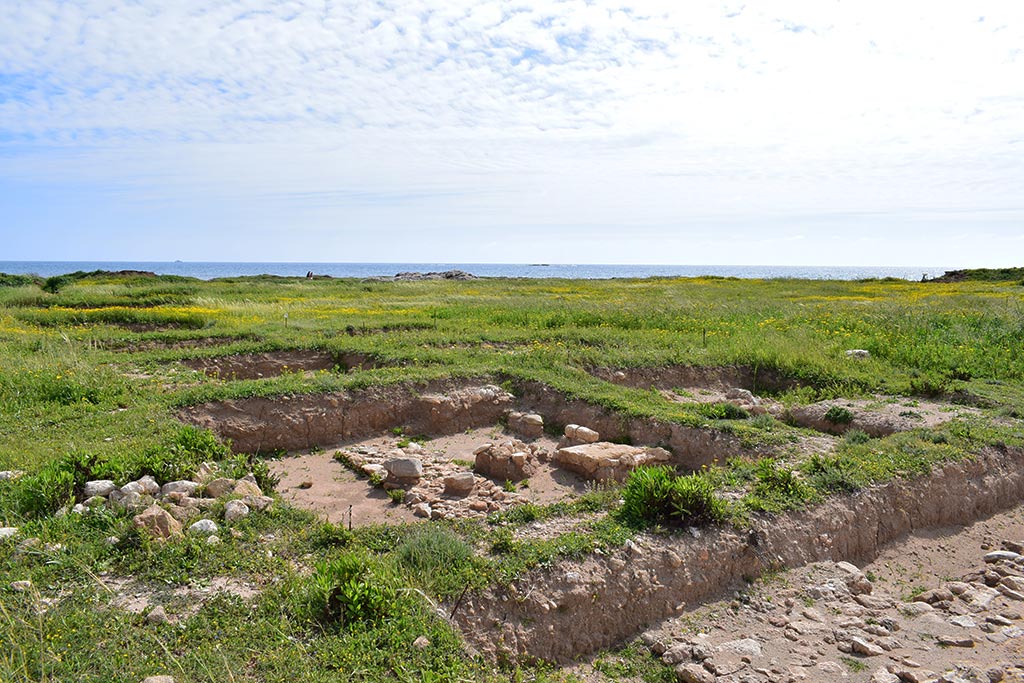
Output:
(0, 261), (949, 281)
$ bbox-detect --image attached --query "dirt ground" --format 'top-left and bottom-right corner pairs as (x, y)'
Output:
(270, 425), (592, 527)
(571, 503), (1024, 682)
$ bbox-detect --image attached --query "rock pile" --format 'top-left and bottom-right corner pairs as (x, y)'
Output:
(723, 387), (767, 415)
(561, 423), (600, 445)
(554, 441), (671, 482)
(71, 465), (272, 541)
(473, 439), (544, 482)
(338, 443), (532, 520)
(507, 411), (545, 438)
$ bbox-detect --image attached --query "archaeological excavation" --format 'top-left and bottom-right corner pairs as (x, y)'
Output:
(6, 271), (1024, 683)
(175, 366), (1024, 676)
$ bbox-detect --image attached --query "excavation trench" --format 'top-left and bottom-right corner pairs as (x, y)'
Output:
(180, 349), (379, 380)
(590, 364), (801, 394)
(178, 379), (752, 468)
(452, 445), (1024, 664)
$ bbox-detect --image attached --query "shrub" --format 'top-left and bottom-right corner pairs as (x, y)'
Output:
(309, 522), (354, 549)
(620, 466), (678, 525)
(620, 466), (727, 526)
(671, 473), (729, 525)
(802, 454), (862, 493)
(294, 553), (394, 628)
(746, 458), (817, 512)
(394, 526), (476, 596)
(0, 273), (37, 287)
(824, 405), (854, 424)
(843, 429), (871, 445)
(699, 402), (750, 420)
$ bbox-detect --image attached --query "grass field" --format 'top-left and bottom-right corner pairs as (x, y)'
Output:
(1, 270), (1022, 682)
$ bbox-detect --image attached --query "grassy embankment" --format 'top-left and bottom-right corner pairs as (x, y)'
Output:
(0, 270), (1023, 682)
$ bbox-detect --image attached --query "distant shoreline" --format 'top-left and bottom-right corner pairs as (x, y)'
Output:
(0, 261), (955, 282)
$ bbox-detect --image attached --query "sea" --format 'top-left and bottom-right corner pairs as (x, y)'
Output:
(0, 261), (950, 281)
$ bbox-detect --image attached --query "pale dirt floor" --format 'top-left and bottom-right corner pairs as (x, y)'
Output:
(570, 503), (1024, 682)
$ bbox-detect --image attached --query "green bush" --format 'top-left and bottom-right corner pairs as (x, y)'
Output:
(293, 553), (394, 629)
(746, 458), (817, 512)
(843, 429), (871, 445)
(620, 466), (727, 526)
(620, 466), (679, 525)
(802, 453), (862, 493)
(395, 526), (476, 596)
(699, 402), (750, 420)
(0, 273), (37, 287)
(671, 473), (729, 525)
(824, 405), (854, 424)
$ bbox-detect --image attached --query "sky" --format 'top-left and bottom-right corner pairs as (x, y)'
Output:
(0, 1), (1022, 266)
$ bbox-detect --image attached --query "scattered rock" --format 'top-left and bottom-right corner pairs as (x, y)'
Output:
(203, 478), (237, 498)
(849, 636), (885, 656)
(846, 349), (871, 359)
(224, 500), (250, 522)
(161, 480), (199, 497)
(233, 479), (263, 498)
(188, 519), (219, 536)
(443, 472), (476, 496)
(141, 676), (177, 683)
(474, 439), (538, 482)
(0, 527), (18, 541)
(384, 456), (423, 484)
(146, 605), (170, 625)
(83, 480), (117, 498)
(413, 635), (431, 649)
(10, 580), (32, 592)
(674, 662), (715, 683)
(563, 424), (600, 444)
(412, 503), (432, 518)
(554, 442), (671, 481)
(133, 505), (183, 540)
(507, 411), (545, 438)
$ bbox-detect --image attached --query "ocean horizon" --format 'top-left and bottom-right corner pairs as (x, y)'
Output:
(0, 261), (952, 282)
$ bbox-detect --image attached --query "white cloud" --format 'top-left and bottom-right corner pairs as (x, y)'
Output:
(0, 1), (1022, 264)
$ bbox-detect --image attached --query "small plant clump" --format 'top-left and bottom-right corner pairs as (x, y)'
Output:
(824, 405), (854, 424)
(620, 466), (728, 527)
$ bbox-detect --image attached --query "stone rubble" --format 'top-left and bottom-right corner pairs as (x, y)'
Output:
(637, 540), (1024, 683)
(336, 438), (541, 520)
(554, 441), (672, 482)
(73, 463), (270, 540)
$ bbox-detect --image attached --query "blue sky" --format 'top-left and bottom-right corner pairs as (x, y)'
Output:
(1, 0), (1022, 265)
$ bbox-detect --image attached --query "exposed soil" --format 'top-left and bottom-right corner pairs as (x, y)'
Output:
(271, 450), (419, 526)
(591, 364), (801, 394)
(788, 397), (976, 436)
(453, 446), (1024, 664)
(592, 504), (1024, 683)
(102, 574), (263, 621)
(180, 381), (515, 453)
(270, 427), (590, 526)
(99, 335), (259, 352)
(181, 349), (378, 380)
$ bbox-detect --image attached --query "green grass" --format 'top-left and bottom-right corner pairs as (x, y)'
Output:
(1, 270), (1023, 680)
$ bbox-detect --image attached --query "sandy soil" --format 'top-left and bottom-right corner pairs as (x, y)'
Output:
(270, 425), (593, 527)
(571, 503), (1024, 682)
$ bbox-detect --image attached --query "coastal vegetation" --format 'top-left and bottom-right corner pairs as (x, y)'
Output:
(1, 269), (1023, 681)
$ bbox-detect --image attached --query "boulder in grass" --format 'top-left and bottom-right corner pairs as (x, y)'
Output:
(188, 519), (218, 536)
(133, 505), (183, 540)
(224, 500), (250, 522)
(203, 478), (237, 499)
(233, 480), (262, 498)
(84, 480), (117, 498)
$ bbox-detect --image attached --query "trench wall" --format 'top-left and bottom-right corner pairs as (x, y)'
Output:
(453, 446), (1024, 663)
